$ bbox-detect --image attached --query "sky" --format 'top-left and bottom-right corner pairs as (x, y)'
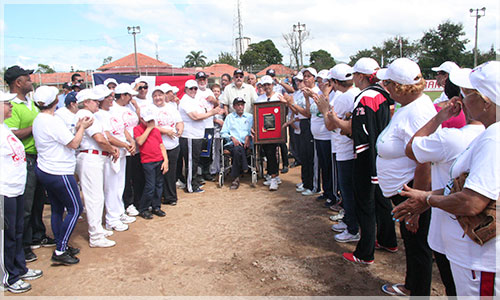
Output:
(1, 0), (498, 72)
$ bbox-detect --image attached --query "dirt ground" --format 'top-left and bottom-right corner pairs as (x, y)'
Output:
(18, 166), (444, 297)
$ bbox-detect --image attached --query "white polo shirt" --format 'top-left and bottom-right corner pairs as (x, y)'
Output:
(195, 88), (216, 129)
(332, 87), (360, 160)
(75, 109), (105, 151)
(155, 104), (183, 150)
(54, 106), (77, 134)
(179, 94), (206, 139)
(0, 124), (26, 197)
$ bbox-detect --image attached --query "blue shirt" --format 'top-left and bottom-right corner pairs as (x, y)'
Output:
(220, 112), (253, 145)
(56, 93), (66, 110)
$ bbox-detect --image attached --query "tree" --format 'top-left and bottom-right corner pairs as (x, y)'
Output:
(283, 30), (310, 69)
(239, 40), (283, 72)
(418, 21), (469, 77)
(183, 50), (207, 67)
(460, 45), (498, 68)
(349, 49), (378, 66)
(309, 50), (335, 71)
(213, 52), (238, 67)
(348, 36), (420, 67)
(36, 63), (55, 74)
(102, 56), (113, 66)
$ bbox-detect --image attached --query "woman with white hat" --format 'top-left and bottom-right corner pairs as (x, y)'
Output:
(393, 61), (500, 297)
(31, 86), (93, 265)
(1, 90), (43, 292)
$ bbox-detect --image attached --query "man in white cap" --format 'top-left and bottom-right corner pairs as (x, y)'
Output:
(103, 78), (118, 90)
(75, 89), (119, 248)
(221, 69), (257, 115)
(431, 61), (459, 105)
(132, 77), (153, 111)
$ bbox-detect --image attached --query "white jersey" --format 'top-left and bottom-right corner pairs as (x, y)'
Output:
(179, 94), (206, 139)
(195, 88), (216, 129)
(332, 87), (360, 159)
(155, 104), (183, 150)
(54, 106), (77, 134)
(75, 109), (105, 151)
(0, 124), (26, 197)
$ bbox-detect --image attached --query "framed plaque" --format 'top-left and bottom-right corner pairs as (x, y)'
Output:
(253, 102), (286, 144)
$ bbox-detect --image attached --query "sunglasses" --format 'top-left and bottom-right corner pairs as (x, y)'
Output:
(188, 87), (198, 91)
(234, 75), (244, 78)
(77, 79), (84, 83)
(436, 71), (447, 76)
(138, 85), (148, 90)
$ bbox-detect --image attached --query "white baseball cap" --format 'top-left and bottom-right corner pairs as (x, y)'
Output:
(151, 85), (166, 94)
(160, 83), (178, 94)
(469, 60), (500, 105)
(133, 76), (149, 86)
(33, 86), (59, 106)
(260, 75), (273, 85)
(140, 107), (156, 122)
(376, 58), (422, 85)
(449, 68), (474, 89)
(92, 84), (113, 100)
(76, 89), (98, 103)
(431, 61), (459, 74)
(103, 78), (118, 87)
(328, 64), (354, 81)
(114, 83), (138, 96)
(317, 69), (329, 79)
(185, 79), (198, 89)
(300, 67), (317, 78)
(0, 90), (17, 102)
(293, 72), (304, 81)
(352, 57), (380, 75)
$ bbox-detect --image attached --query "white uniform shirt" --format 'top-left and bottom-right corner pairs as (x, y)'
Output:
(293, 90), (308, 120)
(332, 88), (360, 160)
(376, 94), (436, 197)
(33, 113), (76, 175)
(54, 106), (77, 134)
(75, 109), (105, 151)
(222, 83), (257, 115)
(179, 94), (206, 139)
(195, 88), (216, 129)
(0, 124), (26, 197)
(132, 96), (153, 111)
(308, 87), (331, 141)
(255, 93), (280, 103)
(155, 104), (183, 150)
(110, 104), (139, 140)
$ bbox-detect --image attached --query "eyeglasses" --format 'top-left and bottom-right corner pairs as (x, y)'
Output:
(188, 87), (198, 91)
(138, 85), (148, 90)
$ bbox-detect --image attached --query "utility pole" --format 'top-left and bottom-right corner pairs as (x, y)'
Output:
(293, 22), (306, 69)
(127, 26), (141, 74)
(470, 7), (486, 67)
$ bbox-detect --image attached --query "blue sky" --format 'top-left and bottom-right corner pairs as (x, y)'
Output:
(2, 0), (498, 72)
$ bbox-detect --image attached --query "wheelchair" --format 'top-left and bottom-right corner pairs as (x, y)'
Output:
(216, 137), (261, 188)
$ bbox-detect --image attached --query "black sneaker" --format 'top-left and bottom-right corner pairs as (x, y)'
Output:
(41, 236), (56, 247)
(168, 201), (177, 206)
(316, 194), (327, 201)
(51, 251), (79, 265)
(323, 198), (335, 208)
(281, 166), (289, 174)
(152, 208), (166, 217)
(203, 174), (214, 181)
(139, 210), (153, 220)
(24, 249), (37, 263)
(67, 246), (80, 256)
(192, 188), (205, 193)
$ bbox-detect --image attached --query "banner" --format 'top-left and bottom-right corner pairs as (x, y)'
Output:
(424, 79), (443, 92)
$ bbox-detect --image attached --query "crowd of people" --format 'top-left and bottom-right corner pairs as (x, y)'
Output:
(0, 57), (498, 297)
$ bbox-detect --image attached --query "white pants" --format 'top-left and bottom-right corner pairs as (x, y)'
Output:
(103, 156), (126, 227)
(76, 152), (106, 242)
(450, 261), (498, 298)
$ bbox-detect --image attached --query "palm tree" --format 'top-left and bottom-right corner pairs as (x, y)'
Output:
(184, 50), (207, 67)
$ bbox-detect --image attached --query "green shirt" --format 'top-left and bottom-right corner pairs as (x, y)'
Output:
(4, 97), (39, 155)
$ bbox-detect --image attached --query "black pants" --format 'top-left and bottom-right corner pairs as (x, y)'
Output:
(123, 153), (145, 209)
(278, 142), (289, 168)
(314, 139), (334, 200)
(140, 161), (163, 212)
(3, 195), (28, 285)
(298, 119), (314, 190)
(353, 151), (397, 261)
(163, 146), (180, 203)
(391, 193), (433, 296)
(226, 144), (248, 179)
(200, 128), (214, 176)
(434, 250), (456, 296)
(179, 137), (203, 192)
(289, 131), (301, 164)
(262, 143), (279, 176)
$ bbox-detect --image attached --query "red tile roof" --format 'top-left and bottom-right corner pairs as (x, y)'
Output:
(202, 64), (244, 78)
(98, 66), (199, 76)
(97, 53), (171, 71)
(257, 64), (295, 76)
(29, 72), (92, 85)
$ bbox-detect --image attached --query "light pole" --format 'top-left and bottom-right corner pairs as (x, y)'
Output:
(293, 22), (306, 69)
(127, 26), (141, 74)
(470, 7), (486, 67)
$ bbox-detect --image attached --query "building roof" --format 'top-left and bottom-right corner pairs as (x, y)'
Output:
(97, 53), (171, 71)
(29, 72), (92, 86)
(257, 64), (295, 76)
(98, 66), (199, 76)
(202, 64), (242, 78)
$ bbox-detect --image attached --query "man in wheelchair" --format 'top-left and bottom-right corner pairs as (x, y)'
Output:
(220, 97), (253, 189)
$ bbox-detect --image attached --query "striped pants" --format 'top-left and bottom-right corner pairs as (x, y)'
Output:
(179, 137), (203, 193)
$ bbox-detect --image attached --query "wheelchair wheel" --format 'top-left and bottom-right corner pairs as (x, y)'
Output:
(251, 170), (257, 187)
(217, 172), (224, 188)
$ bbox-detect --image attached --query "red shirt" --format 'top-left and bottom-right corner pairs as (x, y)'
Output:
(133, 123), (164, 163)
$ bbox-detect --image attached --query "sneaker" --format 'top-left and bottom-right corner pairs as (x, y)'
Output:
(139, 210), (153, 220)
(335, 230), (360, 243)
(323, 198), (335, 207)
(342, 252), (374, 265)
(269, 178), (279, 191)
(4, 279), (31, 293)
(316, 194), (327, 201)
(295, 182), (303, 189)
(281, 166), (289, 174)
(264, 174), (271, 181)
(176, 180), (186, 189)
(40, 236), (56, 247)
(263, 177), (279, 186)
(192, 188), (205, 193)
(375, 241), (399, 253)
(152, 208), (166, 217)
(89, 237), (116, 248)
(329, 202), (343, 212)
(331, 221), (347, 232)
(296, 186), (305, 192)
(329, 209), (345, 222)
(126, 205), (139, 217)
(20, 269), (43, 281)
(106, 222), (129, 232)
(51, 251), (79, 265)
(67, 246), (80, 256)
(103, 229), (114, 237)
(24, 249), (37, 263)
(120, 213), (136, 224)
(301, 189), (314, 196)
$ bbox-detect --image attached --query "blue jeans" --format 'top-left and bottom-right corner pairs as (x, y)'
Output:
(140, 161), (163, 212)
(337, 159), (358, 234)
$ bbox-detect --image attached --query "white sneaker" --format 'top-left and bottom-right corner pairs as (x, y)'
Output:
(269, 178), (279, 191)
(264, 174), (271, 181)
(331, 221), (347, 233)
(329, 209), (345, 222)
(296, 187), (305, 192)
(126, 205), (139, 217)
(296, 182), (303, 188)
(120, 213), (136, 224)
(106, 222), (128, 232)
(89, 237), (116, 248)
(176, 180), (186, 189)
(301, 189), (314, 196)
(263, 178), (273, 186)
(335, 229), (360, 243)
(103, 229), (114, 237)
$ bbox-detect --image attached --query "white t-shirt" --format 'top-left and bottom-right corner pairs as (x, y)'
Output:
(332, 88), (360, 160)
(179, 94), (206, 139)
(75, 109), (105, 151)
(195, 88), (216, 129)
(310, 90), (332, 141)
(132, 96), (153, 111)
(255, 93), (280, 103)
(293, 90), (308, 120)
(376, 94), (436, 197)
(439, 122), (500, 272)
(54, 107), (77, 134)
(110, 103), (139, 138)
(155, 104), (183, 150)
(33, 113), (76, 175)
(412, 124), (485, 254)
(0, 124), (26, 197)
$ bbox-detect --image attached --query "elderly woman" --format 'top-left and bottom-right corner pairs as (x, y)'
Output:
(393, 61), (499, 297)
(375, 58), (437, 296)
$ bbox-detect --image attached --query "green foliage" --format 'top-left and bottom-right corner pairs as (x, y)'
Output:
(459, 45), (497, 69)
(36, 63), (55, 74)
(240, 40), (283, 72)
(349, 37), (420, 67)
(214, 52), (238, 67)
(184, 50), (207, 67)
(102, 56), (113, 66)
(309, 50), (335, 71)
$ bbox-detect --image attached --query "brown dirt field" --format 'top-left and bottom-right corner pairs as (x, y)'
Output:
(18, 166), (444, 296)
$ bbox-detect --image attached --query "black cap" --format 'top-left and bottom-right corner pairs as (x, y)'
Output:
(4, 65), (34, 84)
(233, 69), (244, 76)
(62, 82), (71, 89)
(195, 71), (207, 79)
(64, 91), (77, 106)
(232, 97), (246, 105)
(266, 69), (276, 76)
(72, 83), (86, 90)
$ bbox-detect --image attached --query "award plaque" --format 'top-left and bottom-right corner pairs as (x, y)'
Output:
(253, 102), (286, 144)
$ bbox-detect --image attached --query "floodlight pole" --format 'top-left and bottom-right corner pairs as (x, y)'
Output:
(127, 26), (141, 74)
(470, 7), (486, 67)
(293, 22), (306, 69)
